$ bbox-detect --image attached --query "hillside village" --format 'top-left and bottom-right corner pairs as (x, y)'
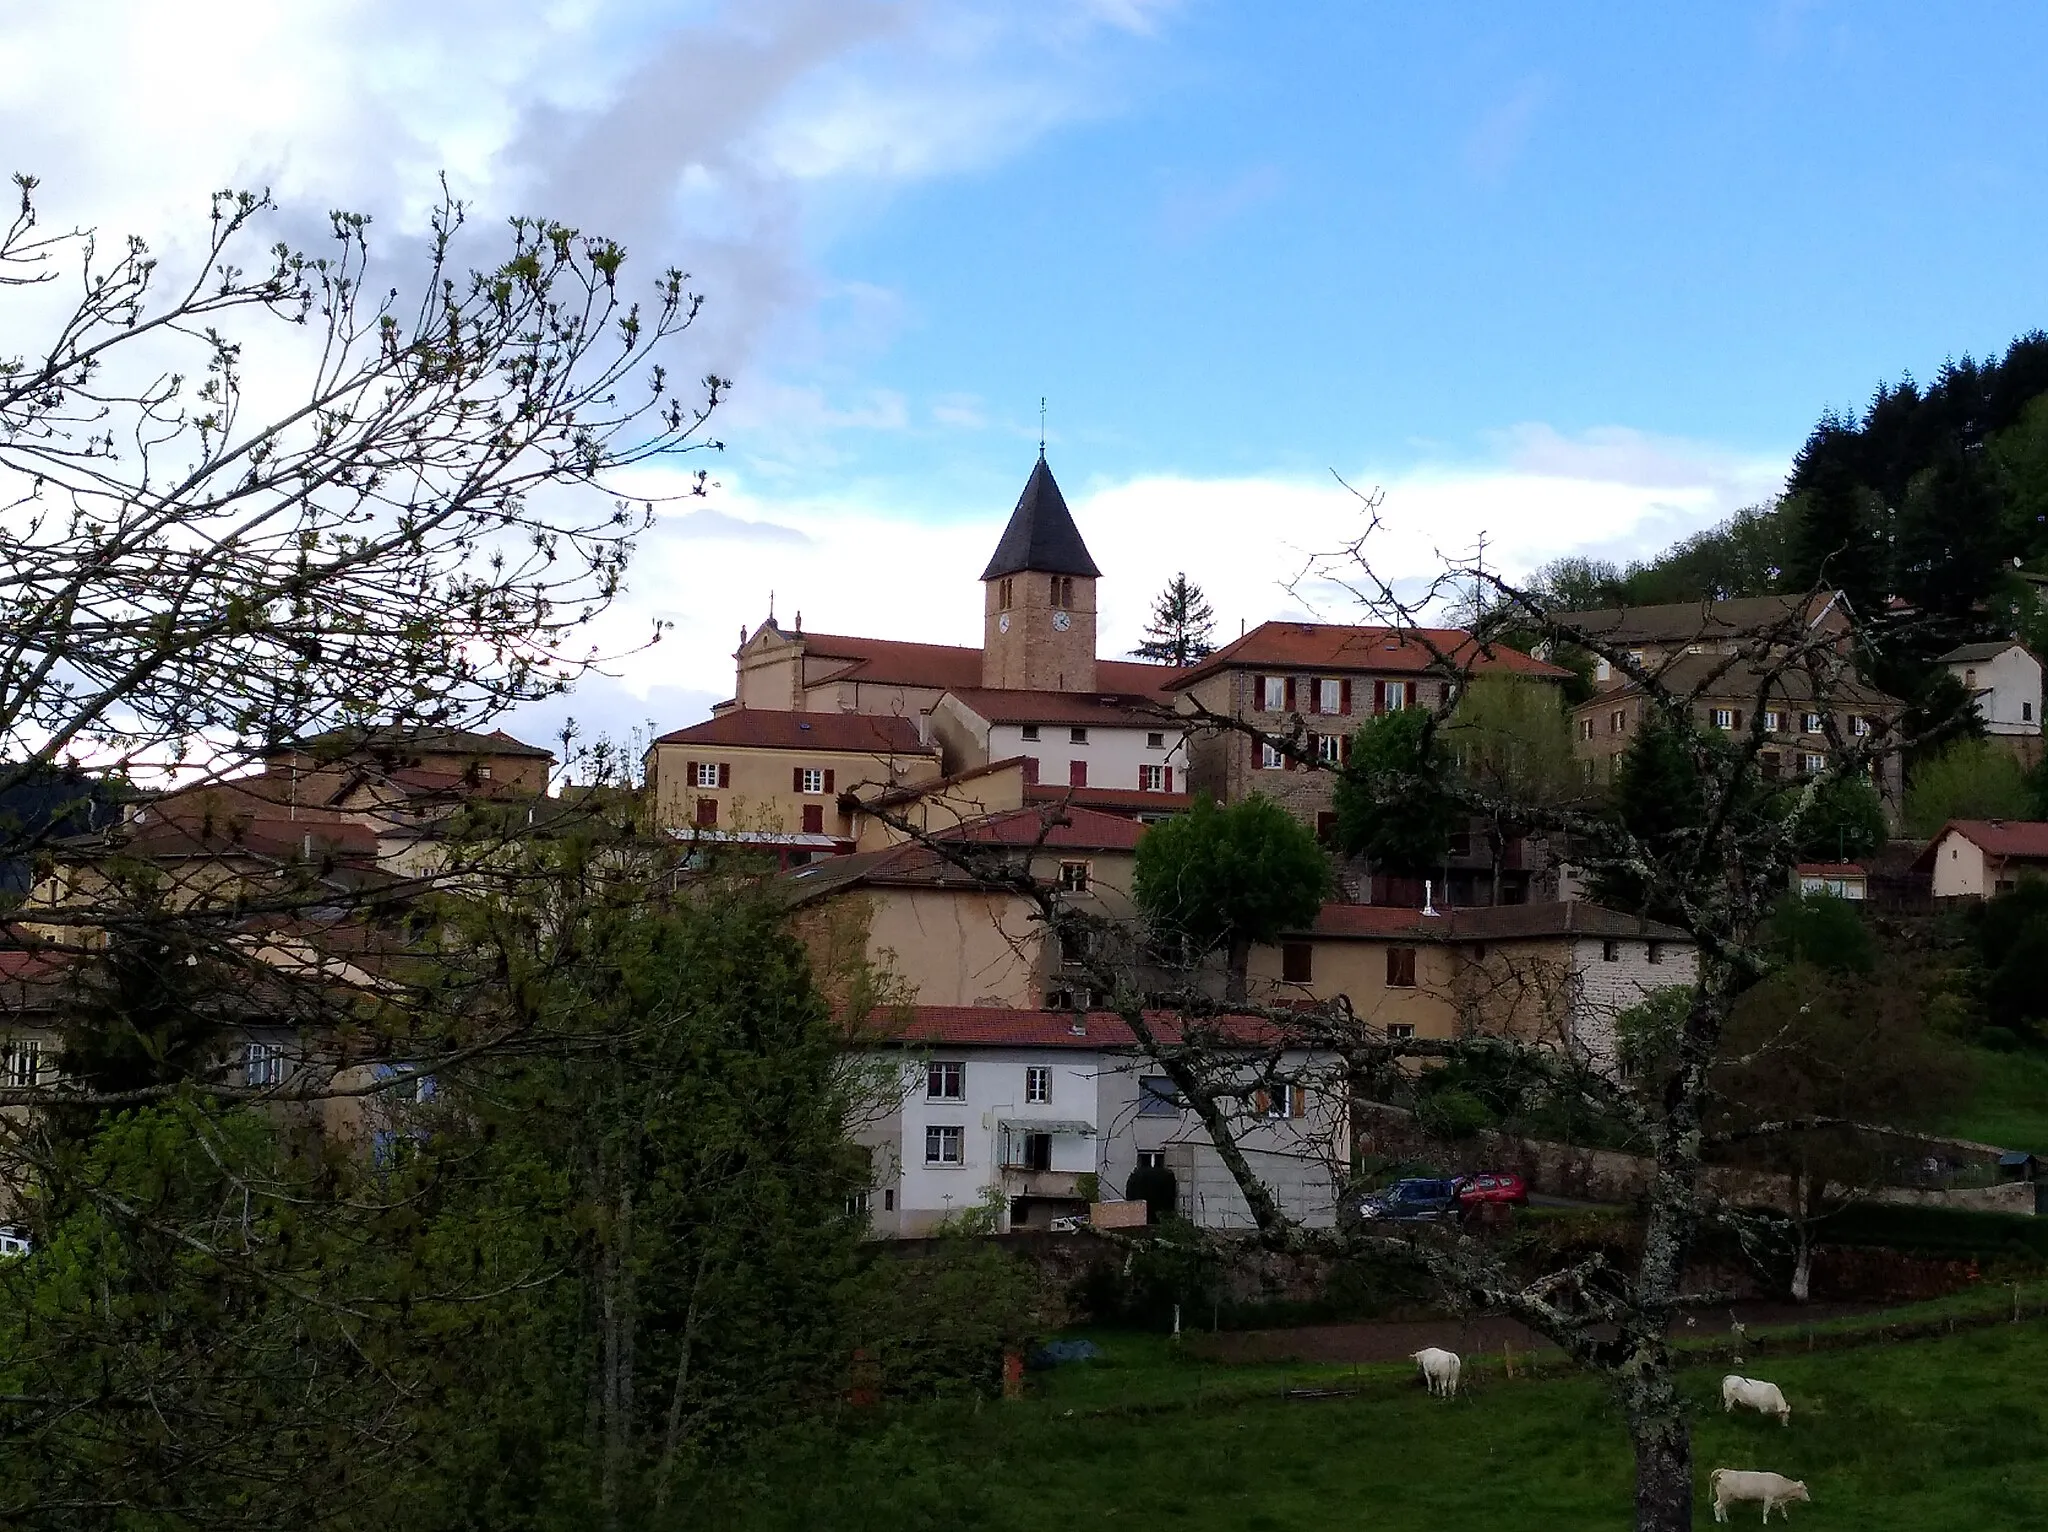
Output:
(12, 47), (2048, 1522)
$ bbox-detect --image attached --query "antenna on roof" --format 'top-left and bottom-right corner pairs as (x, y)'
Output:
(768, 589), (775, 623)
(1039, 396), (1047, 459)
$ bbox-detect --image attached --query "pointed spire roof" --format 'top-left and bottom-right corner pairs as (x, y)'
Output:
(980, 455), (1101, 581)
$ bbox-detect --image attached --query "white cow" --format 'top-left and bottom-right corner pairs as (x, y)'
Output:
(1411, 1347), (1460, 1399)
(1721, 1374), (1792, 1426)
(1709, 1469), (1810, 1523)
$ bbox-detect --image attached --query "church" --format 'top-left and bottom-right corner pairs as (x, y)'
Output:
(643, 455), (1194, 847)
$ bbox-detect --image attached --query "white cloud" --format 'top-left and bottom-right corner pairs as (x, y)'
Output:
(506, 424), (1792, 744)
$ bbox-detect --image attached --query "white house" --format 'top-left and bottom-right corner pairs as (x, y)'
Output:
(855, 1006), (1348, 1236)
(1940, 641), (2043, 746)
(926, 688), (1189, 806)
(1914, 819), (2048, 899)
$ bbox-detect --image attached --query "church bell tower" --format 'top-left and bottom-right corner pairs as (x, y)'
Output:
(980, 455), (1100, 692)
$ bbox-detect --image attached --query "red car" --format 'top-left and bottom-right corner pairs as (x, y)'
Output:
(1455, 1173), (1528, 1207)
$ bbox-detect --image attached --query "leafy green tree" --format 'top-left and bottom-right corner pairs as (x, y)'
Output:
(1971, 881), (2048, 1046)
(1331, 708), (1461, 876)
(1904, 737), (2034, 837)
(1784, 771), (1889, 864)
(1445, 676), (1578, 901)
(1766, 891), (1877, 975)
(1587, 713), (1714, 924)
(1132, 794), (1330, 1000)
(1131, 573), (1218, 666)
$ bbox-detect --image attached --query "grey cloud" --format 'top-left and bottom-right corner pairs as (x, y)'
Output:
(660, 508), (813, 544)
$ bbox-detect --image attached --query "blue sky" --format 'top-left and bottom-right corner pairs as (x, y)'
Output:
(6, 1), (2046, 748)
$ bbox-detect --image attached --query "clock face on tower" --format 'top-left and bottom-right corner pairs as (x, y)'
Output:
(1052, 610), (1071, 632)
(998, 613), (1010, 633)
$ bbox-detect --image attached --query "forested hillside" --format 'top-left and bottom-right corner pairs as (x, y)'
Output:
(1535, 331), (2048, 699)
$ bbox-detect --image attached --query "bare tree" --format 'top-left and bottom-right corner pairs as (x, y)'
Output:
(873, 492), (1937, 1532)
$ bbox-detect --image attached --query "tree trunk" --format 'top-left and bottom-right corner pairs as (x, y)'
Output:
(1628, 1402), (1693, 1532)
(1790, 1167), (1813, 1302)
(1225, 933), (1249, 1004)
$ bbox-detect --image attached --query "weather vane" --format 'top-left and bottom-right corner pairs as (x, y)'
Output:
(1039, 396), (1047, 458)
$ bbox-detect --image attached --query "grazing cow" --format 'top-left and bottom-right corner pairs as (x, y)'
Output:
(1721, 1374), (1792, 1426)
(1709, 1468), (1810, 1523)
(1411, 1347), (1460, 1399)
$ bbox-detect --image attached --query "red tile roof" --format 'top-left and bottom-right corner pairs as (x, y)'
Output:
(653, 710), (935, 754)
(795, 631), (1181, 700)
(1796, 862), (1868, 876)
(940, 805), (1148, 851)
(1024, 783), (1193, 817)
(861, 1005), (1291, 1049)
(942, 688), (1172, 726)
(1167, 621), (1569, 689)
(1929, 820), (2048, 863)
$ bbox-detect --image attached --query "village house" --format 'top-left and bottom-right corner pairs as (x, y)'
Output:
(783, 804), (1147, 1011)
(1568, 654), (1904, 800)
(1554, 592), (1853, 683)
(1915, 819), (2048, 899)
(643, 710), (941, 861)
(1246, 900), (1694, 1070)
(854, 1006), (1349, 1236)
(1938, 640), (2044, 764)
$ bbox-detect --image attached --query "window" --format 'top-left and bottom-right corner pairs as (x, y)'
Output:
(802, 804), (825, 834)
(1851, 715), (1870, 737)
(2, 1038), (43, 1088)
(1802, 712), (1822, 734)
(1710, 708), (1735, 730)
(1763, 709), (1782, 732)
(1139, 1076), (1178, 1116)
(245, 1041), (285, 1087)
(1059, 860), (1091, 893)
(999, 577), (1014, 609)
(1601, 939), (1619, 962)
(926, 1061), (964, 1100)
(1799, 751), (1826, 775)
(692, 761), (723, 788)
(1257, 1084), (1298, 1119)
(1068, 759), (1088, 788)
(925, 1125), (964, 1165)
(1318, 678), (1342, 715)
(1761, 750), (1782, 781)
(1139, 763), (1166, 792)
(1281, 941), (1313, 984)
(1137, 1150), (1166, 1171)
(1609, 709), (1626, 734)
(884, 1188), (896, 1211)
(1026, 1065), (1052, 1105)
(694, 797), (718, 828)
(2028, 702), (2037, 722)
(1052, 575), (1075, 608)
(799, 767), (825, 794)
(1449, 828), (1473, 857)
(1261, 676), (1287, 711)
(1383, 681), (1408, 711)
(1387, 1023), (1415, 1042)
(1147, 731), (1166, 749)
(1386, 947), (1417, 987)
(1317, 733), (1342, 764)
(1578, 718), (1594, 742)
(1057, 927), (1090, 965)
(1070, 726), (1089, 744)
(1315, 811), (1339, 845)
(1646, 942), (1664, 965)
(1021, 724), (1040, 741)
(1260, 742), (1286, 770)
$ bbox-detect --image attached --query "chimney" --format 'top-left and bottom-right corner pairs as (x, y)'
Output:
(1422, 879), (1439, 918)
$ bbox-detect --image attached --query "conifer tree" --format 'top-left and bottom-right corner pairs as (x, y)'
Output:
(1132, 573), (1217, 666)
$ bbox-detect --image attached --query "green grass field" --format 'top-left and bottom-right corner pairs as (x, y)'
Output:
(705, 1312), (2048, 1529)
(1936, 1046), (2048, 1153)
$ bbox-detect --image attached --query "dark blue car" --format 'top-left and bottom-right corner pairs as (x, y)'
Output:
(1356, 1177), (1463, 1223)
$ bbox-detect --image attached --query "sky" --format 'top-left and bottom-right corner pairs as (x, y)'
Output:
(5, 1), (2047, 754)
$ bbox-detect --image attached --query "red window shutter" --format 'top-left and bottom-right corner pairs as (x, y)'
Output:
(1138, 767), (1149, 789)
(1069, 760), (1088, 788)
(1284, 676), (1297, 713)
(1340, 734), (1352, 764)
(1733, 711), (1744, 730)
(717, 762), (730, 788)
(1164, 766), (1173, 792)
(1373, 679), (1386, 714)
(793, 766), (804, 792)
(824, 769), (835, 793)
(1022, 757), (1039, 785)
(1307, 731), (1320, 761)
(1340, 679), (1353, 715)
(685, 760), (697, 787)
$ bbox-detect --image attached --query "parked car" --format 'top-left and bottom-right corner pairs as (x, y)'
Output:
(1455, 1173), (1529, 1208)
(0, 1226), (30, 1259)
(1356, 1178), (1463, 1222)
